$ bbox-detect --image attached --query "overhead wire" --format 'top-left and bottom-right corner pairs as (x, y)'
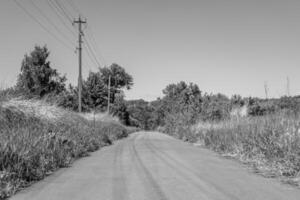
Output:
(64, 0), (105, 68)
(52, 0), (74, 23)
(84, 31), (101, 65)
(12, 0), (74, 51)
(28, 0), (75, 45)
(46, 0), (77, 38)
(29, 0), (105, 72)
(50, 0), (102, 69)
(65, 0), (83, 17)
(14, 0), (100, 86)
(83, 36), (102, 68)
(85, 27), (107, 66)
(64, 0), (106, 66)
(82, 45), (98, 72)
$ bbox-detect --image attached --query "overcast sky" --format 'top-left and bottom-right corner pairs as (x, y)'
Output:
(1, 0), (300, 100)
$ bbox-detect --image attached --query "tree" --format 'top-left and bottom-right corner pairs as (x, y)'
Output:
(111, 93), (130, 125)
(152, 81), (204, 134)
(82, 64), (133, 111)
(99, 64), (133, 103)
(126, 99), (156, 130)
(162, 81), (202, 123)
(84, 71), (106, 110)
(16, 45), (66, 97)
(231, 94), (245, 107)
(201, 93), (230, 121)
(100, 63), (133, 90)
(56, 84), (79, 111)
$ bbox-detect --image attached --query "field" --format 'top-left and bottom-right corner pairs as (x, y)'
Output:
(0, 97), (137, 198)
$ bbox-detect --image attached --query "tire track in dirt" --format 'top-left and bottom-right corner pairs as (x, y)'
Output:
(144, 133), (239, 200)
(130, 135), (169, 200)
(142, 138), (218, 199)
(112, 141), (129, 200)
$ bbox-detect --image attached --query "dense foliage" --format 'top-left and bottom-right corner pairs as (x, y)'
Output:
(125, 81), (233, 131)
(16, 46), (66, 97)
(125, 81), (300, 133)
(8, 45), (134, 125)
(4, 45), (300, 130)
(0, 45), (138, 198)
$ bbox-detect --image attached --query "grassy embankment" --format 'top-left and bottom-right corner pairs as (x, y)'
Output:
(162, 111), (300, 187)
(0, 95), (137, 199)
(188, 113), (300, 186)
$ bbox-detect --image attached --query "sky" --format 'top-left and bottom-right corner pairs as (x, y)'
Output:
(1, 0), (300, 101)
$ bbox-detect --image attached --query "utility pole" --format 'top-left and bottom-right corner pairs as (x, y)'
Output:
(286, 76), (290, 97)
(264, 81), (269, 99)
(107, 75), (111, 113)
(73, 16), (86, 113)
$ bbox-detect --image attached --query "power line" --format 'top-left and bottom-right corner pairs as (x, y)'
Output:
(83, 43), (98, 70)
(82, 39), (100, 68)
(84, 43), (100, 67)
(52, 0), (74, 23)
(83, 37), (102, 67)
(47, 0), (100, 74)
(62, 0), (106, 66)
(46, 0), (77, 37)
(85, 27), (107, 66)
(65, 0), (83, 17)
(84, 31), (102, 64)
(28, 0), (75, 45)
(12, 0), (74, 51)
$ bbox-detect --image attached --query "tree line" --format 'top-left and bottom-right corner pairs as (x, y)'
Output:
(4, 45), (300, 130)
(4, 45), (133, 124)
(126, 82), (300, 133)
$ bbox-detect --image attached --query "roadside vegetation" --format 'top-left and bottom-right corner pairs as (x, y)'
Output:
(127, 81), (300, 187)
(192, 113), (300, 185)
(1, 44), (300, 197)
(0, 45), (138, 199)
(0, 98), (136, 198)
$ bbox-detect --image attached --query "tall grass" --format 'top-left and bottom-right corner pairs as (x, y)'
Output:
(0, 98), (136, 199)
(191, 112), (300, 185)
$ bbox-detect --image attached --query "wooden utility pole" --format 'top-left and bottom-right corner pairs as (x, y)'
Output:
(107, 75), (111, 113)
(264, 81), (269, 99)
(73, 16), (86, 112)
(286, 76), (290, 96)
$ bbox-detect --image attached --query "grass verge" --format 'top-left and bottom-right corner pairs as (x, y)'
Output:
(0, 98), (137, 199)
(163, 112), (300, 187)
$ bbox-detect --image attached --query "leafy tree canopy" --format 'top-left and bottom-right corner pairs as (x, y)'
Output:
(82, 63), (133, 111)
(16, 45), (66, 97)
(100, 63), (133, 90)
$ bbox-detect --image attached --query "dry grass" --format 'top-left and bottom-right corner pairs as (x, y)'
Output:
(191, 112), (300, 186)
(80, 112), (120, 123)
(0, 98), (136, 199)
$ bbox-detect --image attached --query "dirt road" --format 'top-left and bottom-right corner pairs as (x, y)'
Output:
(11, 132), (300, 200)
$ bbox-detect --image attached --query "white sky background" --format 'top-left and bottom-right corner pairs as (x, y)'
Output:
(1, 0), (300, 101)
